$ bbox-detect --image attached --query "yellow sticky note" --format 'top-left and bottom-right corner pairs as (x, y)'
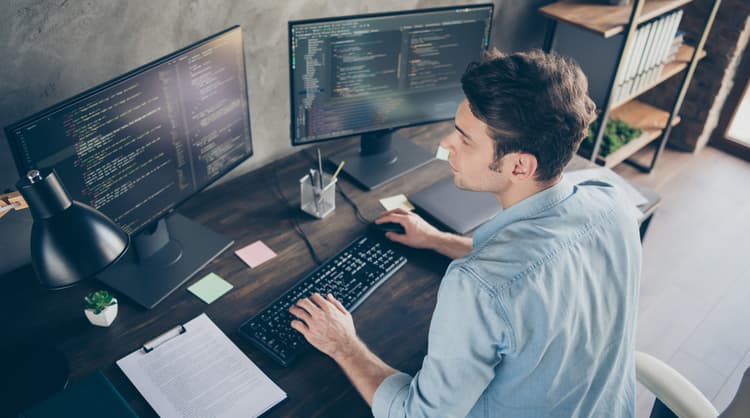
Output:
(436, 146), (450, 161)
(188, 273), (233, 304)
(379, 194), (415, 211)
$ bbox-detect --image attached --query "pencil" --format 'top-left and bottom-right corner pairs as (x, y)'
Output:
(331, 161), (345, 183)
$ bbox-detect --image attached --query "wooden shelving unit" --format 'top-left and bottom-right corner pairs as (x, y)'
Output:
(539, 0), (692, 38)
(600, 100), (681, 166)
(540, 0), (721, 173)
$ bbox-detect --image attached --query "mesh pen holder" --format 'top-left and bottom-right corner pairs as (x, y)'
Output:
(300, 171), (336, 219)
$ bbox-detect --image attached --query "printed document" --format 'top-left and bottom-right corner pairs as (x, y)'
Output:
(117, 313), (285, 418)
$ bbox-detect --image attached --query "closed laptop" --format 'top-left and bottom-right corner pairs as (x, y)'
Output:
(409, 176), (502, 235)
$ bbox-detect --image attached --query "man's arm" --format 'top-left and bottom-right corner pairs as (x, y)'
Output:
(376, 208), (472, 259)
(334, 338), (398, 405)
(427, 230), (473, 260)
(291, 267), (509, 417)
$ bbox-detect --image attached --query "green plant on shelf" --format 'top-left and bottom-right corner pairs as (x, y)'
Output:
(582, 118), (643, 157)
(84, 290), (116, 314)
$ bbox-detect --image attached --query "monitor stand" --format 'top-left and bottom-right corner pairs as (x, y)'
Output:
(328, 129), (434, 190)
(97, 213), (233, 309)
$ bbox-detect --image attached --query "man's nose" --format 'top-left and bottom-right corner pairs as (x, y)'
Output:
(440, 132), (457, 151)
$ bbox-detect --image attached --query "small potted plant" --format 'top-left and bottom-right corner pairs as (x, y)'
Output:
(84, 290), (118, 327)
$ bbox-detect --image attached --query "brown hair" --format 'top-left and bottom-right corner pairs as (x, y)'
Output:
(461, 49), (597, 182)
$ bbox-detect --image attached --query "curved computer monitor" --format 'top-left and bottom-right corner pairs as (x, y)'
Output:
(289, 4), (493, 189)
(5, 26), (253, 308)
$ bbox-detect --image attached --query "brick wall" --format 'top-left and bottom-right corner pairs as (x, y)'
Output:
(640, 0), (750, 152)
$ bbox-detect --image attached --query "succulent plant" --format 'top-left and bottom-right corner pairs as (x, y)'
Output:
(84, 290), (117, 314)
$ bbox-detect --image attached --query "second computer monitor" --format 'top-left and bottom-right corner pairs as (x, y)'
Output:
(289, 4), (493, 189)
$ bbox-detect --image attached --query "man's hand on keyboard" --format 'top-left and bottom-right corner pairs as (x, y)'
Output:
(290, 293), (361, 361)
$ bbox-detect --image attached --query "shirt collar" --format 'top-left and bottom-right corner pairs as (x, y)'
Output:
(472, 177), (576, 249)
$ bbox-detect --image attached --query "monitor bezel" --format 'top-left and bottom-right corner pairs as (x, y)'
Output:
(287, 3), (494, 147)
(4, 25), (253, 235)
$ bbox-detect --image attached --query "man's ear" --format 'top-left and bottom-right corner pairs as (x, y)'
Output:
(509, 152), (538, 181)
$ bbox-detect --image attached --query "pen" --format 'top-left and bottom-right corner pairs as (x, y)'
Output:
(309, 168), (320, 214)
(330, 161), (345, 186)
(317, 148), (324, 189)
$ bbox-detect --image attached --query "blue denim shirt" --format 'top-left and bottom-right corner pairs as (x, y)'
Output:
(372, 177), (642, 418)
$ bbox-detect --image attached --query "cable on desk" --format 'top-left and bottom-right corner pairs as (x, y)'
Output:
(337, 183), (371, 225)
(270, 162), (322, 265)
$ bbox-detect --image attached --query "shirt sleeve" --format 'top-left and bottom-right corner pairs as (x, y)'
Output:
(372, 265), (513, 418)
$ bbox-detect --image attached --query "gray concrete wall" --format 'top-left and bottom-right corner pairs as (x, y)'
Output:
(0, 0), (548, 274)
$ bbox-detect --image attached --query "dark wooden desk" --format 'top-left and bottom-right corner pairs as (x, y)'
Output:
(0, 121), (659, 417)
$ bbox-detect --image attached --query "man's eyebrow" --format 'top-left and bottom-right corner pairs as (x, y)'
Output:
(455, 124), (474, 142)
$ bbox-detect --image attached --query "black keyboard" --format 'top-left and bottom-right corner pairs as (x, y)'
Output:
(238, 234), (407, 366)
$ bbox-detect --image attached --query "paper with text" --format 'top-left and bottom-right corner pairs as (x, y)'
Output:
(117, 313), (285, 418)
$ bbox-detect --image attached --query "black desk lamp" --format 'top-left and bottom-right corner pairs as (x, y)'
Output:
(1, 169), (129, 414)
(16, 169), (129, 288)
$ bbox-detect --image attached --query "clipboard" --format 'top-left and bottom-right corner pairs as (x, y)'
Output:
(117, 313), (286, 418)
(141, 324), (186, 353)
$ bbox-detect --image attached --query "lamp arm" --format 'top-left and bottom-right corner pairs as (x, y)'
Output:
(0, 191), (28, 219)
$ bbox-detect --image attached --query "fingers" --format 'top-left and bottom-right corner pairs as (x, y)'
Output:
(290, 319), (308, 332)
(327, 293), (348, 314)
(296, 297), (320, 314)
(293, 293), (348, 323)
(310, 292), (331, 311)
(376, 214), (409, 230)
(291, 296), (317, 337)
(385, 231), (407, 243)
(289, 305), (311, 320)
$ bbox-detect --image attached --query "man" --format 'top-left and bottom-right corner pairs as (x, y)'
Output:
(289, 49), (642, 417)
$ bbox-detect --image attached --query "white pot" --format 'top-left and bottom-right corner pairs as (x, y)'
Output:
(84, 298), (118, 327)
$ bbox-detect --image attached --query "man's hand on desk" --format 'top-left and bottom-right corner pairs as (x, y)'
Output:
(376, 208), (473, 260)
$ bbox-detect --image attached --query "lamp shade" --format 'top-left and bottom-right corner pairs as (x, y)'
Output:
(16, 170), (129, 289)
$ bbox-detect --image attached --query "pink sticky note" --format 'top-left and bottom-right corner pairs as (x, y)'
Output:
(235, 240), (277, 268)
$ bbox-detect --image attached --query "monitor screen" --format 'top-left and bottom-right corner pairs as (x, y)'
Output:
(289, 4), (493, 146)
(6, 26), (253, 235)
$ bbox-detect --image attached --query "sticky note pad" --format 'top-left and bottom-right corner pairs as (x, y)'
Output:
(436, 146), (450, 161)
(188, 273), (233, 304)
(379, 194), (415, 211)
(235, 240), (277, 268)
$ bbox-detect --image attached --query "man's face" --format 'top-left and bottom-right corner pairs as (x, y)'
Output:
(440, 99), (509, 194)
